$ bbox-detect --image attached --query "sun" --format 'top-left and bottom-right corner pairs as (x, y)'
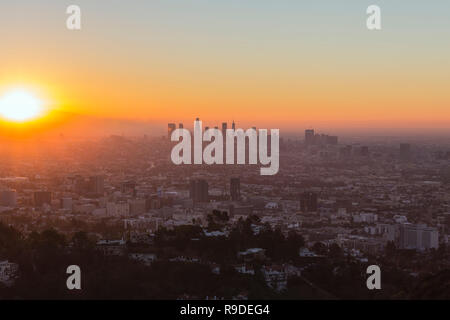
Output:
(0, 89), (44, 122)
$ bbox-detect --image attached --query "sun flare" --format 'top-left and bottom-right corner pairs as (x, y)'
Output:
(0, 89), (44, 122)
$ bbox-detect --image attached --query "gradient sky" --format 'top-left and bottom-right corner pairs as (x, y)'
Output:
(1, 0), (450, 131)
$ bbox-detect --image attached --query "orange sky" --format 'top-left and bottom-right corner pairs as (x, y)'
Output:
(1, 1), (449, 135)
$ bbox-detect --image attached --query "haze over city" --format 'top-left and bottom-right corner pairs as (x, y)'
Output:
(1, 0), (450, 139)
(0, 0), (449, 303)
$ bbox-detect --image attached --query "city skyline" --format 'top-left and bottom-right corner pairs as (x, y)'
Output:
(0, 1), (449, 303)
(1, 0), (450, 136)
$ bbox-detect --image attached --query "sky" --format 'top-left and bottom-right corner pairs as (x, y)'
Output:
(0, 0), (450, 135)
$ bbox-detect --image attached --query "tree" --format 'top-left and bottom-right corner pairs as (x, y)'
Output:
(312, 242), (327, 255)
(0, 222), (23, 259)
(329, 243), (343, 259)
(385, 241), (396, 258)
(72, 231), (94, 252)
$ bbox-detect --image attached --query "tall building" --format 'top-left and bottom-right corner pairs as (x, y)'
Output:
(300, 192), (318, 212)
(232, 121), (236, 130)
(222, 122), (227, 135)
(397, 224), (439, 251)
(305, 129), (315, 146)
(0, 189), (17, 207)
(190, 179), (209, 203)
(89, 176), (105, 195)
(400, 143), (412, 161)
(179, 123), (183, 129)
(221, 122), (228, 163)
(34, 191), (52, 207)
(121, 180), (136, 196)
(230, 177), (241, 201)
(106, 201), (130, 217)
(305, 129), (338, 146)
(73, 175), (87, 194)
(168, 123), (176, 139)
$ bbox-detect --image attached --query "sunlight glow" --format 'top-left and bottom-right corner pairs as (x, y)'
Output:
(0, 89), (44, 122)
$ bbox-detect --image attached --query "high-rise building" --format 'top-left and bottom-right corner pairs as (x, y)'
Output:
(300, 192), (318, 212)
(232, 121), (236, 130)
(179, 123), (183, 129)
(190, 179), (209, 203)
(305, 129), (338, 146)
(73, 175), (87, 194)
(221, 122), (228, 163)
(168, 123), (176, 139)
(397, 224), (439, 251)
(107, 201), (130, 217)
(305, 129), (315, 146)
(34, 191), (52, 207)
(121, 180), (136, 196)
(89, 176), (105, 195)
(0, 189), (17, 207)
(222, 122), (227, 135)
(230, 177), (241, 201)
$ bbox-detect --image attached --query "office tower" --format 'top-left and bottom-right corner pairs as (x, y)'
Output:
(300, 192), (318, 212)
(305, 129), (315, 146)
(168, 123), (176, 139)
(89, 176), (105, 195)
(72, 175), (87, 194)
(34, 191), (52, 207)
(190, 179), (209, 203)
(222, 122), (227, 135)
(397, 224), (439, 251)
(106, 201), (130, 217)
(232, 121), (236, 130)
(121, 180), (136, 196)
(400, 143), (411, 161)
(221, 123), (228, 163)
(0, 189), (17, 207)
(305, 129), (338, 146)
(179, 123), (183, 129)
(230, 177), (241, 201)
